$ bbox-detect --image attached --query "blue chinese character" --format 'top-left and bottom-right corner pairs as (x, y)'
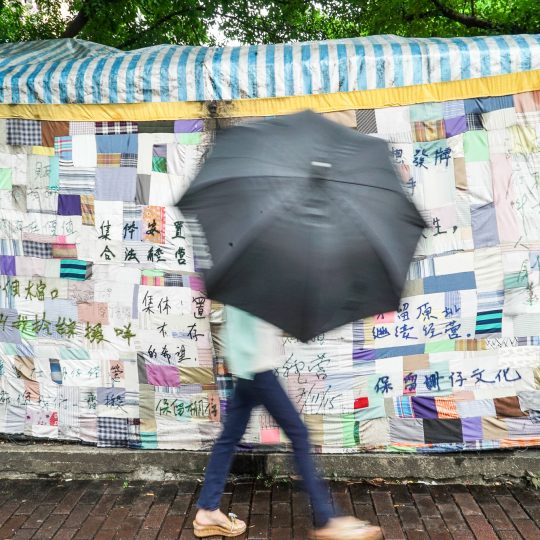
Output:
(444, 320), (461, 339)
(374, 376), (393, 394)
(395, 323), (417, 340)
(372, 326), (391, 339)
(424, 371), (444, 392)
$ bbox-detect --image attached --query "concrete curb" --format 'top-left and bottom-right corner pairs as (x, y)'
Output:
(0, 444), (539, 483)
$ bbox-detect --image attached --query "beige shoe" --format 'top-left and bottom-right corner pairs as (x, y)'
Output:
(309, 516), (383, 540)
(193, 512), (247, 537)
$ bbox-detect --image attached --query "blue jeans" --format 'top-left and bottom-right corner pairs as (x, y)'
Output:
(197, 370), (335, 527)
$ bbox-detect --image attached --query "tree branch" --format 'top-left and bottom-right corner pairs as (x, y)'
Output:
(61, 7), (90, 38)
(429, 0), (528, 33)
(116, 5), (205, 49)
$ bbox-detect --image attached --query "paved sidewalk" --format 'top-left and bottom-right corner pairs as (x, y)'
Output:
(0, 479), (539, 539)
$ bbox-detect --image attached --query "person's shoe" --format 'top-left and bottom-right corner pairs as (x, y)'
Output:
(193, 510), (247, 538)
(309, 516), (382, 539)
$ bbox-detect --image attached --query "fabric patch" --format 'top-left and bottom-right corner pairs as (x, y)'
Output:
(49, 359), (63, 384)
(137, 121), (175, 133)
(389, 418), (425, 443)
(58, 194), (82, 216)
(22, 240), (52, 259)
(444, 116), (467, 137)
(143, 206), (165, 244)
(152, 145), (168, 172)
(475, 309), (503, 335)
(54, 136), (73, 161)
(0, 168), (12, 190)
(482, 417), (508, 440)
(355, 110), (377, 133)
(174, 119), (204, 133)
(410, 103), (443, 122)
(443, 100), (465, 119)
(413, 121), (446, 142)
(146, 365), (180, 387)
(95, 121), (138, 135)
(41, 121), (69, 148)
(493, 396), (527, 418)
(95, 168), (136, 202)
(69, 122), (96, 135)
(464, 96), (514, 114)
(97, 153), (121, 167)
(434, 397), (459, 419)
(120, 153), (137, 168)
(52, 243), (77, 259)
(175, 133), (202, 145)
(423, 419), (463, 444)
(0, 255), (16, 276)
(461, 417), (482, 441)
(96, 134), (138, 155)
(471, 203), (499, 248)
(7, 119), (41, 146)
(97, 417), (129, 448)
(60, 259), (92, 280)
(80, 194), (95, 225)
(463, 130), (489, 162)
(466, 113), (483, 131)
(412, 396), (438, 419)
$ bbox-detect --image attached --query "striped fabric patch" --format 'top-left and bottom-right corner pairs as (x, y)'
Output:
(60, 259), (92, 280)
(475, 310), (503, 335)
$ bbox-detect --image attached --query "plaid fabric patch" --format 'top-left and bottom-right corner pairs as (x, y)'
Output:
(120, 153), (138, 167)
(355, 109), (377, 133)
(54, 136), (73, 161)
(164, 273), (185, 287)
(69, 122), (96, 135)
(466, 113), (483, 130)
(97, 417), (129, 448)
(413, 120), (446, 142)
(22, 240), (52, 258)
(97, 153), (121, 167)
(127, 418), (142, 449)
(95, 121), (138, 135)
(434, 397), (459, 419)
(394, 396), (415, 418)
(80, 194), (95, 226)
(6, 119), (42, 146)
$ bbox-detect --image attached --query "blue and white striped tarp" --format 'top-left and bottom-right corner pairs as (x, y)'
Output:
(0, 34), (539, 105)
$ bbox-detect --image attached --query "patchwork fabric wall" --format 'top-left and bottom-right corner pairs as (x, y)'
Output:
(0, 36), (539, 452)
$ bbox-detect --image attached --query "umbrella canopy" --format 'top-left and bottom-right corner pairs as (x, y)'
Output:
(178, 110), (425, 341)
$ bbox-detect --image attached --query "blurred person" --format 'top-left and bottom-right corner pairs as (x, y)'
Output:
(193, 305), (382, 539)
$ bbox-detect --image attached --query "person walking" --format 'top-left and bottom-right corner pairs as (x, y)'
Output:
(193, 305), (382, 539)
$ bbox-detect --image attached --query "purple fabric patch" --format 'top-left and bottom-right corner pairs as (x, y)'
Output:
(444, 116), (467, 137)
(58, 194), (82, 216)
(0, 255), (16, 276)
(146, 364), (180, 387)
(174, 119), (204, 133)
(411, 396), (438, 419)
(461, 417), (482, 441)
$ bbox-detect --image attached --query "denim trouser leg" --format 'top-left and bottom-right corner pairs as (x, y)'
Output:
(196, 370), (334, 527)
(196, 381), (253, 510)
(254, 371), (334, 527)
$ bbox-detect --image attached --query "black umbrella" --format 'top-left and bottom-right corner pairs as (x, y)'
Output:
(178, 110), (425, 341)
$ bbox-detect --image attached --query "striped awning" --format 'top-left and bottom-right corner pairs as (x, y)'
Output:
(0, 34), (539, 105)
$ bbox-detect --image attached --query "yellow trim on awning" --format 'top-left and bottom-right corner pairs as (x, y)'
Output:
(0, 69), (538, 121)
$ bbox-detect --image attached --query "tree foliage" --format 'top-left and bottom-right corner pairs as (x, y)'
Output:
(0, 0), (537, 49)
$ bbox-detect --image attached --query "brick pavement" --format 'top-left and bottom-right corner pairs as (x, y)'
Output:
(0, 478), (539, 539)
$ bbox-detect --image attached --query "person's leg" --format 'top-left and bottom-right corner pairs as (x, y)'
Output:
(196, 378), (254, 511)
(253, 370), (334, 528)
